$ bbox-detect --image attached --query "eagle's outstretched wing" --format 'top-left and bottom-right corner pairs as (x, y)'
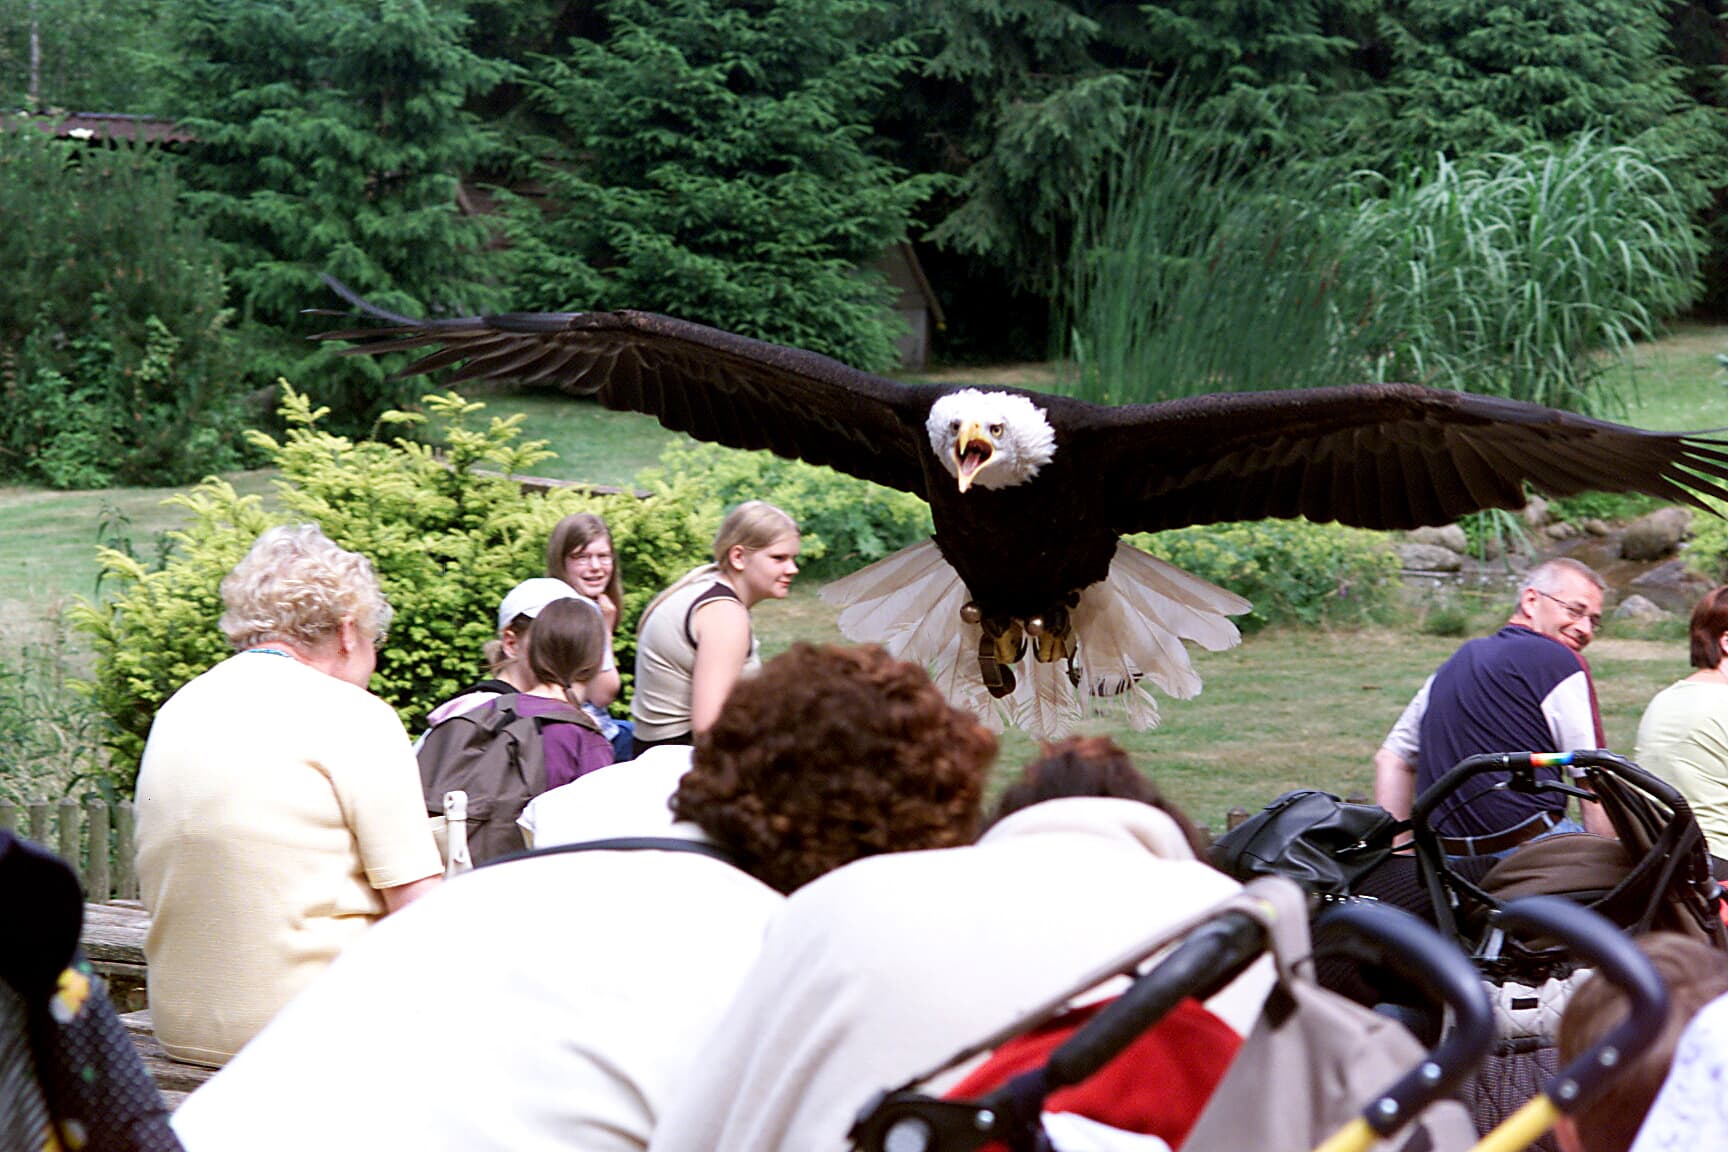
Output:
(314, 281), (940, 498)
(1070, 384), (1728, 534)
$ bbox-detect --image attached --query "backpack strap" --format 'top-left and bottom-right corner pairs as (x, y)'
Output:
(493, 692), (603, 734)
(481, 836), (743, 872)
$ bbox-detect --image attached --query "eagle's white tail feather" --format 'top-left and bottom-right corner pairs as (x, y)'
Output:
(1004, 660), (1088, 738)
(820, 539), (1248, 740)
(1109, 548), (1251, 653)
(1067, 590), (1169, 727)
(831, 541), (959, 646)
(1072, 582), (1201, 700)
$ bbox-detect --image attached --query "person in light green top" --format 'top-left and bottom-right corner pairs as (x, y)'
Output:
(1635, 585), (1728, 869)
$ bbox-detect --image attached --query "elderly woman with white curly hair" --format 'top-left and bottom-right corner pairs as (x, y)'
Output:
(135, 524), (441, 1068)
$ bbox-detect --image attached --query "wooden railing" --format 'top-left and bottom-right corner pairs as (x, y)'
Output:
(0, 796), (139, 902)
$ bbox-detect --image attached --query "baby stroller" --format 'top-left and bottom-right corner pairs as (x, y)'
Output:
(849, 876), (1494, 1152)
(1407, 749), (1727, 1148)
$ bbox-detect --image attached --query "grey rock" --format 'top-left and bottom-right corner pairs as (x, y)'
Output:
(1408, 524), (1470, 553)
(1545, 522), (1579, 540)
(1397, 543), (1463, 572)
(1523, 496), (1551, 529)
(1613, 594), (1669, 622)
(1621, 507), (1693, 561)
(1582, 519), (1611, 537)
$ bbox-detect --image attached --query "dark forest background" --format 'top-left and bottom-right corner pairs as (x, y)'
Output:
(2, 0), (1725, 486)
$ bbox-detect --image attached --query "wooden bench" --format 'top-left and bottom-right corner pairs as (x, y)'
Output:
(118, 1009), (216, 1108)
(82, 900), (150, 1013)
(82, 900), (218, 1106)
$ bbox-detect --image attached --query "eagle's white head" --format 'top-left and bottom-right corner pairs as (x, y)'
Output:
(926, 389), (1057, 493)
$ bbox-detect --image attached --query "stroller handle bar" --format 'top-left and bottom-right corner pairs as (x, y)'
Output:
(1412, 749), (1689, 829)
(1313, 901), (1494, 1145)
(1469, 896), (1670, 1152)
(1036, 910), (1265, 1091)
(1308, 901), (1493, 1152)
(849, 908), (1271, 1152)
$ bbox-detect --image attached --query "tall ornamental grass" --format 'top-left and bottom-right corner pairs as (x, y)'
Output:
(1060, 127), (1702, 420)
(1057, 112), (1386, 405)
(1352, 136), (1703, 418)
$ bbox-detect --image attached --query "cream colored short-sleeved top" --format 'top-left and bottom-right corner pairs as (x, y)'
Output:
(632, 580), (760, 743)
(135, 651), (442, 1066)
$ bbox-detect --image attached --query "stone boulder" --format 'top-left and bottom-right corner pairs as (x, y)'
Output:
(1523, 496), (1551, 529)
(1407, 524), (1469, 553)
(1628, 559), (1714, 614)
(1613, 594), (1669, 623)
(1621, 507), (1693, 562)
(1397, 543), (1463, 572)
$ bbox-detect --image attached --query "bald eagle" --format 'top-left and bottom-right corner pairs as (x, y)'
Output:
(315, 283), (1728, 738)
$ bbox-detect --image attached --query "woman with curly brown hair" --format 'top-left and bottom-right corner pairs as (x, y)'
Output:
(675, 642), (995, 892)
(652, 732), (1275, 1152)
(170, 643), (993, 1152)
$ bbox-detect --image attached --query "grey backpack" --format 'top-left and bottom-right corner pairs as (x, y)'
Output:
(415, 693), (598, 864)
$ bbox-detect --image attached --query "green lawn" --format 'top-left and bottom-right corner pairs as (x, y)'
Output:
(748, 583), (1685, 826)
(1, 326), (1721, 823)
(0, 471), (278, 638)
(474, 389), (682, 487)
(1604, 321), (1728, 431)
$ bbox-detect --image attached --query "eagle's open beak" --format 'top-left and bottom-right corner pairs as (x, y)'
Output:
(954, 421), (995, 493)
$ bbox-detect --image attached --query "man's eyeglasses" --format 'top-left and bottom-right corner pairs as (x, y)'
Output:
(1535, 589), (1601, 629)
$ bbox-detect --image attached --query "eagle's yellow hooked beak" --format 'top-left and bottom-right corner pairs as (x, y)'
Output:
(954, 420), (995, 493)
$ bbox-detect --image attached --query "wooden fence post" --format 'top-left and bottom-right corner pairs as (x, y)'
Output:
(86, 796), (111, 902)
(1225, 806), (1251, 831)
(57, 797), (80, 884)
(27, 799), (49, 845)
(115, 800), (138, 902)
(0, 798), (14, 835)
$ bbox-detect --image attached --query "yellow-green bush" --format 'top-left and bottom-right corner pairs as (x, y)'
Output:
(1132, 519), (1400, 630)
(72, 387), (716, 789)
(637, 443), (933, 580)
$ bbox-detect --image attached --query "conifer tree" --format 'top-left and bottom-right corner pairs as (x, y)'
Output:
(1368, 0), (1717, 173)
(909, 0), (1372, 294)
(510, 0), (933, 373)
(162, 0), (506, 424)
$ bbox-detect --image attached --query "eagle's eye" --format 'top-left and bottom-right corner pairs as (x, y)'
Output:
(949, 420), (960, 434)
(989, 423), (1004, 437)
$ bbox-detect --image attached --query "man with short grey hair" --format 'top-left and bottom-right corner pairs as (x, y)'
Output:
(1373, 556), (1614, 855)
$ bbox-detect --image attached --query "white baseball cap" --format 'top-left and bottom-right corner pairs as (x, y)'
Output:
(497, 578), (584, 631)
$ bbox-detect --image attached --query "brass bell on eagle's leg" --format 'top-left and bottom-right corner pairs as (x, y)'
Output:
(1028, 605), (1075, 664)
(959, 602), (982, 625)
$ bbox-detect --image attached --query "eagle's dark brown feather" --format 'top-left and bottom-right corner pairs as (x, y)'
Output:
(315, 282), (1728, 619)
(317, 300), (937, 498)
(1075, 385), (1728, 534)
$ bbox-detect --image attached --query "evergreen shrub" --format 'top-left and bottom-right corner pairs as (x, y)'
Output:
(71, 388), (715, 789)
(1130, 519), (1400, 631)
(0, 128), (247, 487)
(636, 442), (933, 580)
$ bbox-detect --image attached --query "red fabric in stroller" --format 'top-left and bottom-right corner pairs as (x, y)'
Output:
(942, 997), (1241, 1151)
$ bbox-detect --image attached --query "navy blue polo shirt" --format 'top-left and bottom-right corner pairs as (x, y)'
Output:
(1415, 625), (1599, 838)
